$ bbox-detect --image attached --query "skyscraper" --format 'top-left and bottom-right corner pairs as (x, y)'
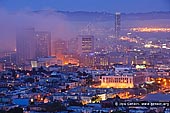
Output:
(78, 35), (94, 54)
(53, 39), (68, 64)
(16, 28), (36, 65)
(68, 38), (79, 54)
(53, 39), (68, 55)
(115, 12), (121, 38)
(35, 31), (51, 58)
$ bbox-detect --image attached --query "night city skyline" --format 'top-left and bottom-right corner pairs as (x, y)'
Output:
(0, 1), (170, 113)
(0, 0), (170, 51)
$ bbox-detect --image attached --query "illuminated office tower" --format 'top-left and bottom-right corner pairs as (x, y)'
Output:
(68, 38), (79, 54)
(78, 35), (94, 54)
(53, 39), (67, 55)
(35, 31), (51, 58)
(16, 28), (36, 65)
(115, 12), (121, 38)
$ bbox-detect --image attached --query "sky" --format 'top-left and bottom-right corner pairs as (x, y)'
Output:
(0, 0), (170, 13)
(0, 0), (170, 51)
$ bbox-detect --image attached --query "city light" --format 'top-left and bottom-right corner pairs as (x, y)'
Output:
(0, 1), (169, 113)
(131, 27), (170, 32)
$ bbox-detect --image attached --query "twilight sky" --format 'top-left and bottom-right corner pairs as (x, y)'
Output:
(0, 0), (170, 13)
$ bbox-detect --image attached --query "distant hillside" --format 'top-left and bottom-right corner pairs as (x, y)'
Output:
(34, 10), (170, 21)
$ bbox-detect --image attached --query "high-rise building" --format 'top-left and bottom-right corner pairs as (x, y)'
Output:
(78, 35), (94, 54)
(52, 39), (68, 64)
(68, 38), (79, 54)
(53, 39), (68, 55)
(115, 12), (121, 38)
(16, 28), (36, 65)
(35, 31), (51, 58)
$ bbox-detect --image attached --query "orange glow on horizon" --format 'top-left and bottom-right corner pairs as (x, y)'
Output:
(131, 27), (170, 32)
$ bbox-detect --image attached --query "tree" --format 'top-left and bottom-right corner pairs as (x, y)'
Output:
(68, 99), (83, 106)
(25, 77), (35, 83)
(7, 107), (23, 113)
(0, 110), (6, 113)
(11, 69), (16, 79)
(66, 84), (70, 90)
(77, 71), (83, 76)
(145, 82), (160, 93)
(45, 101), (66, 112)
(32, 68), (37, 75)
(32, 88), (36, 93)
(86, 74), (93, 86)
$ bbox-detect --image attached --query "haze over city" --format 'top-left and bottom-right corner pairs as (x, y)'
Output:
(0, 0), (170, 51)
(0, 0), (170, 113)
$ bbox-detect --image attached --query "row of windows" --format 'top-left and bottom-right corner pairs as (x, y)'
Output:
(82, 44), (93, 47)
(102, 77), (132, 83)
